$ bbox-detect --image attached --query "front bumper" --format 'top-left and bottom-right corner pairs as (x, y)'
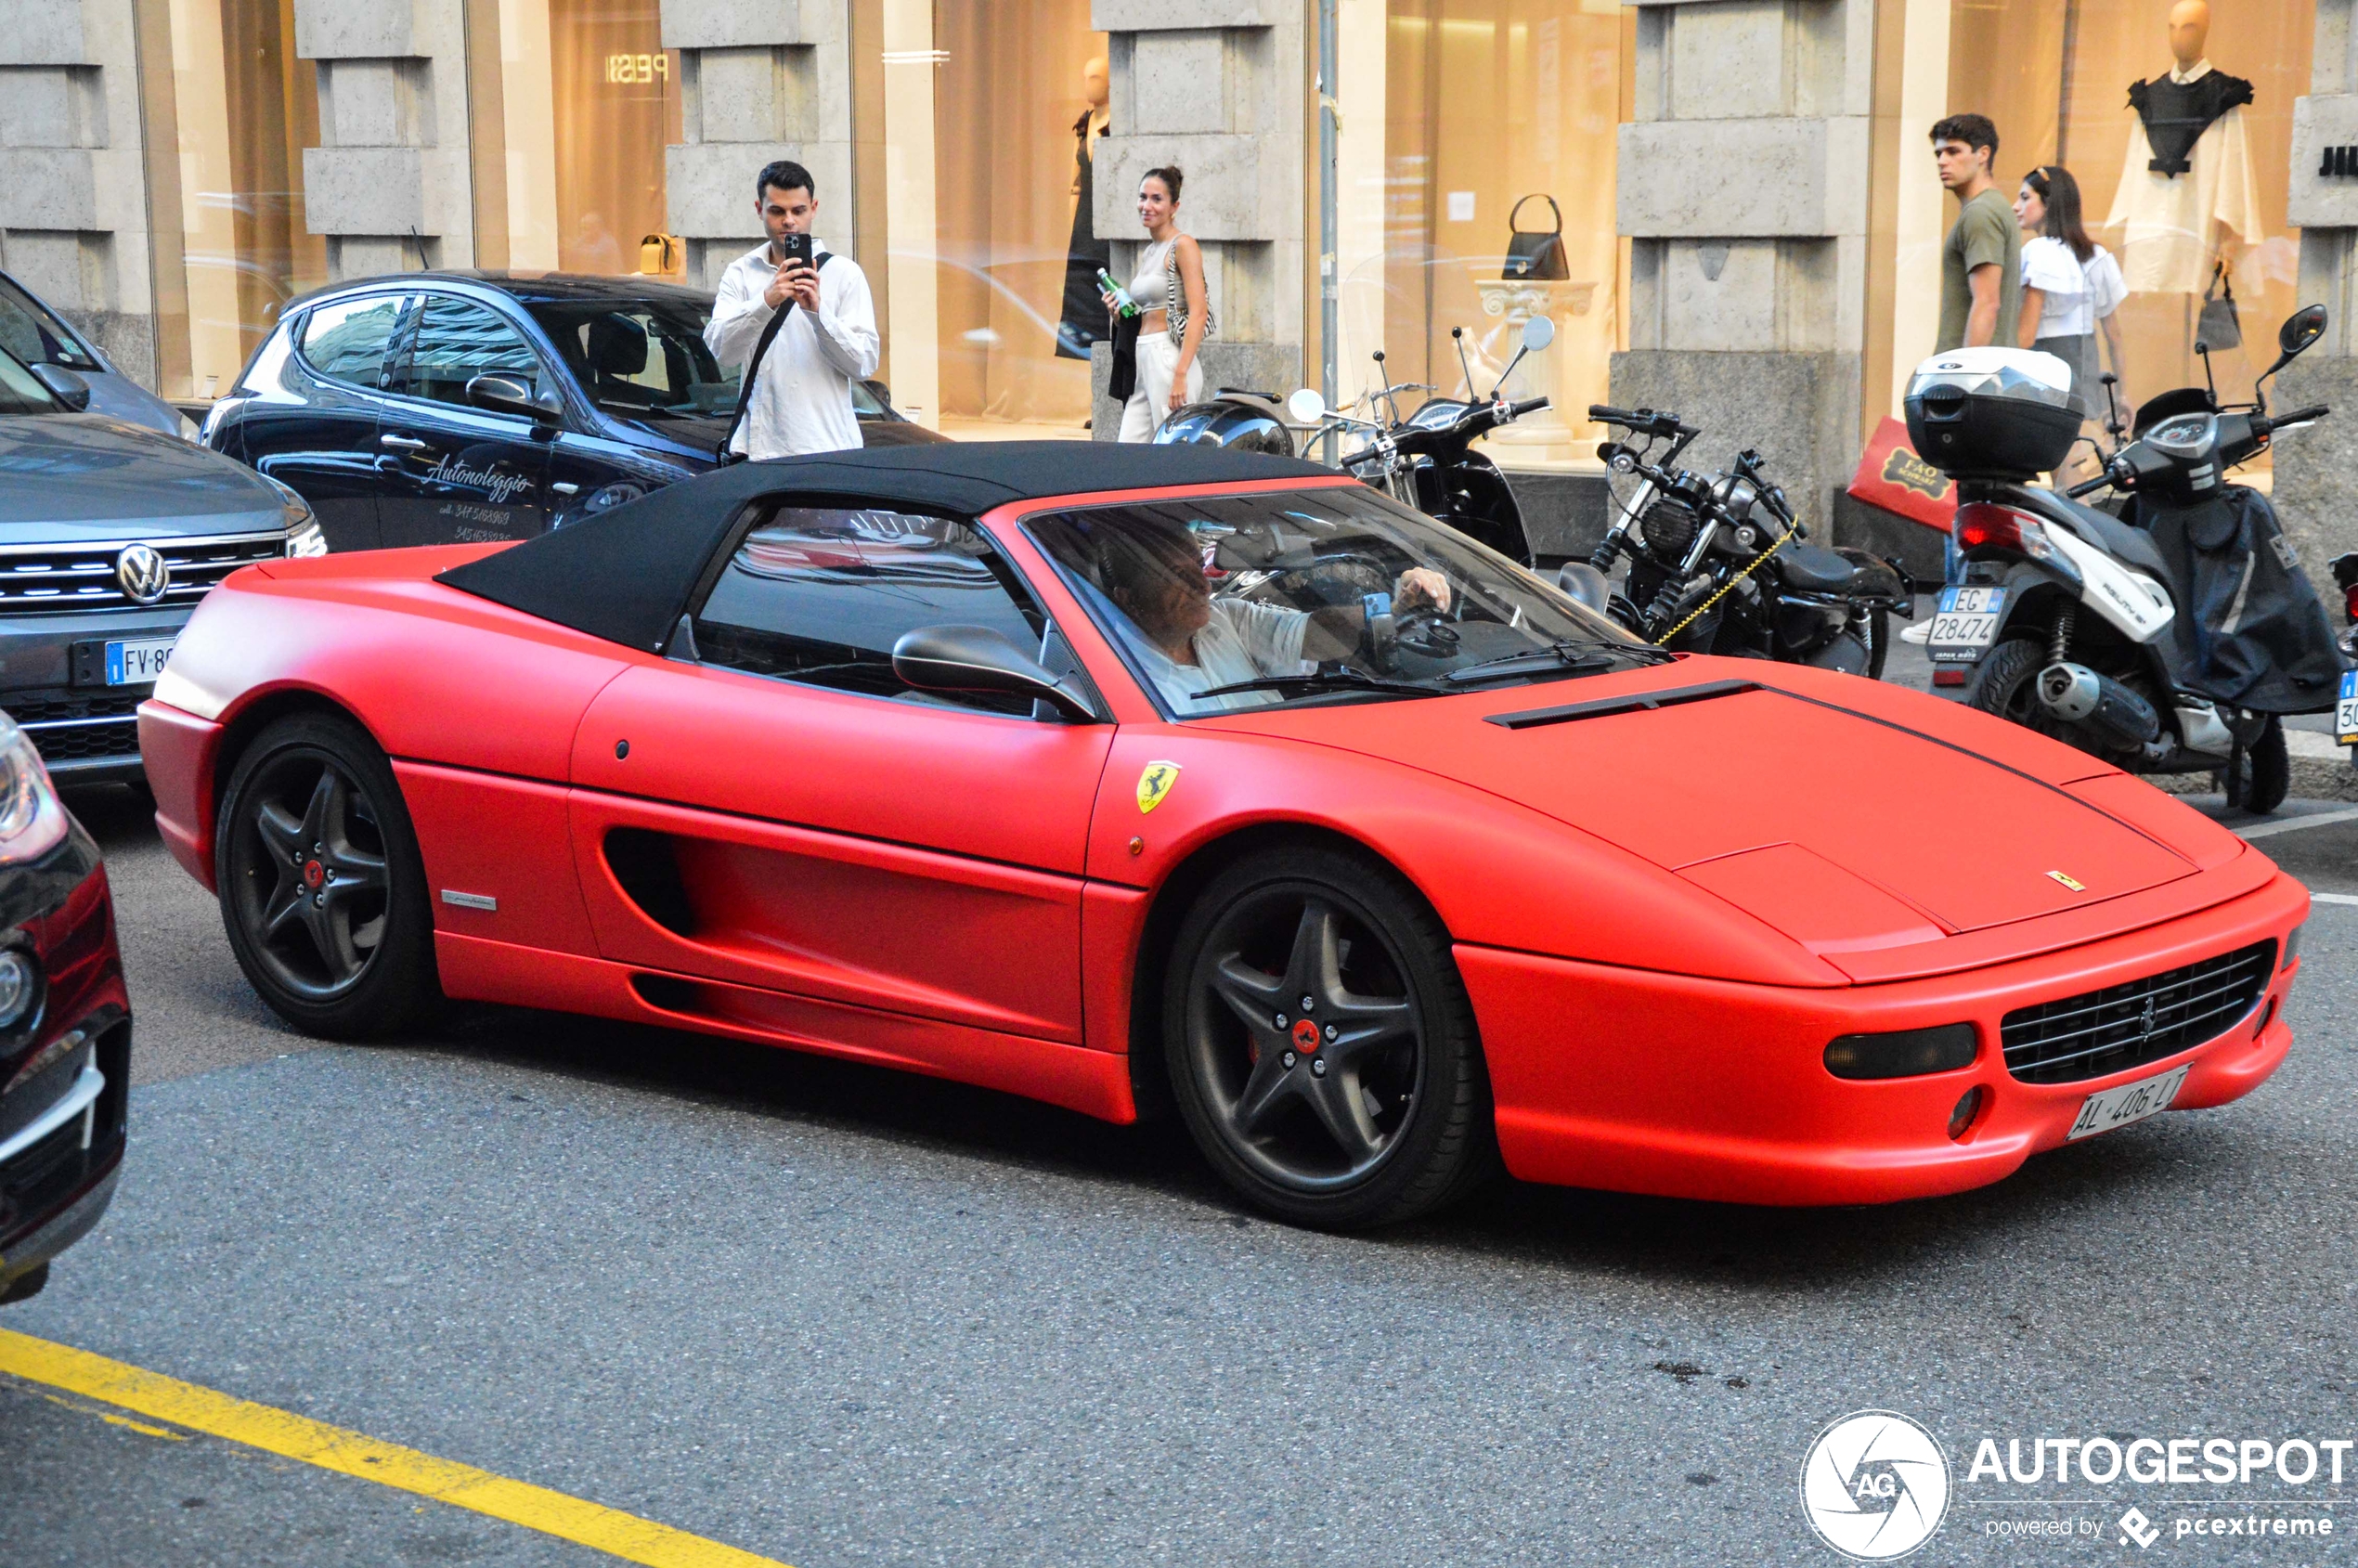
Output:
(0, 605), (194, 782)
(1463, 870), (2307, 1206)
(0, 836), (131, 1293)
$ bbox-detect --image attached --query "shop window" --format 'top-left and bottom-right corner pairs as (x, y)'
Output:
(1331, 0), (1631, 472)
(164, 0), (328, 399)
(501, 0), (682, 277)
(1946, 0), (2313, 477)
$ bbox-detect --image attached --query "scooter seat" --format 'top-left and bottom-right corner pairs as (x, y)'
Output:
(1779, 542), (1862, 594)
(2050, 499), (2170, 581)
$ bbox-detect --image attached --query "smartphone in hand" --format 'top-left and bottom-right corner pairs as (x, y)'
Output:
(777, 231), (814, 271)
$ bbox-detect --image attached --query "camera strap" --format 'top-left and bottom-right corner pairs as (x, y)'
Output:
(716, 250), (833, 466)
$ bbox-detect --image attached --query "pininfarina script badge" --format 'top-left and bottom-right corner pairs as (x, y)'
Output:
(1135, 760), (1180, 813)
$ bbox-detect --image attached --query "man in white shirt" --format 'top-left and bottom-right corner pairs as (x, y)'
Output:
(706, 160), (881, 459)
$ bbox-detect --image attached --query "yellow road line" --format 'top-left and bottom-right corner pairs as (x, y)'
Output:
(0, 1328), (791, 1568)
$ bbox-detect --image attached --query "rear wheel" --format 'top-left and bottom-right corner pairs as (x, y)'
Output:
(1964, 636), (2062, 732)
(1163, 846), (1496, 1229)
(215, 712), (442, 1039)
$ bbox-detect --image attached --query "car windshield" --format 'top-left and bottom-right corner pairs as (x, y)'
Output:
(0, 347), (63, 417)
(0, 277), (101, 373)
(525, 295), (892, 425)
(1027, 486), (1662, 716)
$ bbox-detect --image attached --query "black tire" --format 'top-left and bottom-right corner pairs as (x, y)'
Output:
(1162, 845), (1496, 1229)
(1964, 635), (2049, 717)
(2222, 717), (2291, 815)
(214, 712), (442, 1040)
(1864, 606), (1891, 681)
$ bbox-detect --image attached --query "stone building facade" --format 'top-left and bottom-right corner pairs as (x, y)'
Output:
(1, 0), (2352, 565)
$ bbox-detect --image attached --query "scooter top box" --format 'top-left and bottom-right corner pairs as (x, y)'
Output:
(1904, 349), (2082, 481)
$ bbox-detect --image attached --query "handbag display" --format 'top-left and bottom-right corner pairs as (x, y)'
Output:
(1502, 195), (1570, 282)
(2197, 261), (2241, 353)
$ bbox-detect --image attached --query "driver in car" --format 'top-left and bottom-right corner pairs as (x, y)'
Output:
(1095, 519), (1451, 711)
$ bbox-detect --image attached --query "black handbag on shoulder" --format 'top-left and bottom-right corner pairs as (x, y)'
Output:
(1502, 195), (1570, 282)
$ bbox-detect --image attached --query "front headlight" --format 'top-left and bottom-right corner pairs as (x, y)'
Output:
(0, 714), (69, 865)
(177, 411), (203, 444)
(265, 475), (328, 557)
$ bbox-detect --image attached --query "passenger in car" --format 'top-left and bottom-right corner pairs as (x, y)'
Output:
(1090, 518), (1449, 711)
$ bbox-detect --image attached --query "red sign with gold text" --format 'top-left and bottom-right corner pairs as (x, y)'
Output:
(1848, 417), (1956, 534)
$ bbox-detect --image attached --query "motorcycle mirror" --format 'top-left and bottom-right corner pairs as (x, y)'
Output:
(2280, 304), (2328, 358)
(2256, 304), (2328, 405)
(1286, 387), (1327, 424)
(1554, 562), (1611, 616)
(1520, 315), (1556, 354)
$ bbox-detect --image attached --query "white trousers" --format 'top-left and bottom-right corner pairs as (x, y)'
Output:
(1117, 330), (1203, 442)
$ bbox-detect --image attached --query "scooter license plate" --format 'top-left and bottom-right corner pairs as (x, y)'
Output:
(1927, 586), (2006, 663)
(2337, 670), (2358, 748)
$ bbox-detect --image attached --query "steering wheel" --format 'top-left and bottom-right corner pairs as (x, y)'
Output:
(1367, 601), (1461, 671)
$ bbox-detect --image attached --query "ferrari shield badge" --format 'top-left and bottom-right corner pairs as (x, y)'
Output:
(1136, 760), (1181, 814)
(2046, 870), (2087, 892)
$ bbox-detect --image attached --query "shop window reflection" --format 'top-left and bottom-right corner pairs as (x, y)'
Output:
(502, 0), (681, 278)
(1335, 0), (1631, 471)
(1946, 0), (2312, 479)
(168, 0), (326, 399)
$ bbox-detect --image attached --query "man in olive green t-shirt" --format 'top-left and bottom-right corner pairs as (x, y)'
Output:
(1931, 113), (2020, 352)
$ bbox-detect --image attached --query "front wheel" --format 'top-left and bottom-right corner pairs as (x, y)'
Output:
(215, 712), (443, 1039)
(2222, 716), (2290, 815)
(1163, 846), (1496, 1229)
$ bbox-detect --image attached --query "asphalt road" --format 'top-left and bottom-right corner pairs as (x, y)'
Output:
(2, 773), (2354, 1567)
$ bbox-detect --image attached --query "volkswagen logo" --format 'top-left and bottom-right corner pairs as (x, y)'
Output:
(114, 544), (171, 605)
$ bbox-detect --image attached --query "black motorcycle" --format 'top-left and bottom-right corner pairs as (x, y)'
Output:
(1159, 317), (1555, 564)
(1572, 405), (1912, 676)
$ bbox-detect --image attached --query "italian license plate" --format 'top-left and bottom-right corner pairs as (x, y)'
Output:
(104, 637), (175, 686)
(1928, 586), (2006, 663)
(2337, 669), (2358, 747)
(2065, 1064), (2190, 1142)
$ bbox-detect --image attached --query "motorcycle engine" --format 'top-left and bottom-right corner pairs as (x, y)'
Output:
(1639, 497), (1700, 565)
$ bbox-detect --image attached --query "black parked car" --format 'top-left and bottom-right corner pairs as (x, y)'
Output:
(0, 709), (130, 1306)
(202, 272), (945, 552)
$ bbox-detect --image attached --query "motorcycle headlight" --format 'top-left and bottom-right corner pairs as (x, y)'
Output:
(266, 475), (328, 557)
(0, 714), (68, 866)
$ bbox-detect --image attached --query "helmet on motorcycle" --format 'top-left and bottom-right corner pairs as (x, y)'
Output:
(1152, 395), (1297, 458)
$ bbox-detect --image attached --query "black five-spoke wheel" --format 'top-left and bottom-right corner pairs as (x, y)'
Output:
(1166, 846), (1495, 1228)
(216, 713), (441, 1039)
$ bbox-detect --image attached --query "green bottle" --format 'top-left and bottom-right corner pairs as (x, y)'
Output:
(1097, 268), (1142, 319)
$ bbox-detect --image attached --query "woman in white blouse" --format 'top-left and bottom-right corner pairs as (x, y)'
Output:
(2014, 165), (2129, 445)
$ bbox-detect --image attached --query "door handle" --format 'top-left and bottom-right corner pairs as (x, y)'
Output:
(380, 433), (428, 450)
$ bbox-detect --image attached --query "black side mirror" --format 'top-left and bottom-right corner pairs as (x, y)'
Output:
(30, 364), (90, 412)
(466, 373), (563, 424)
(2280, 304), (2328, 358)
(891, 625), (1097, 720)
(2256, 305), (2329, 406)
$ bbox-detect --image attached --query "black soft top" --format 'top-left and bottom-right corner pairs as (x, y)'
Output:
(434, 440), (1338, 653)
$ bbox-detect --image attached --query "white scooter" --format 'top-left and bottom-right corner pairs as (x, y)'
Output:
(1907, 307), (2343, 814)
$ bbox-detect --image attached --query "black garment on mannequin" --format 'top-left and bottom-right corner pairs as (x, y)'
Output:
(2128, 71), (2254, 176)
(1057, 111), (1112, 361)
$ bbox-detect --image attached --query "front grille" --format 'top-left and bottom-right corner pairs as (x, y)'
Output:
(0, 531), (285, 616)
(2002, 940), (2275, 1085)
(6, 690), (142, 766)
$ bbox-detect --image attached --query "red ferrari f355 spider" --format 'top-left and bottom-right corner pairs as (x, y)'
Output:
(139, 444), (2304, 1227)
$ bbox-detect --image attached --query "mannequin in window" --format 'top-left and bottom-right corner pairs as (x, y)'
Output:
(1056, 56), (1113, 363)
(2104, 0), (2263, 302)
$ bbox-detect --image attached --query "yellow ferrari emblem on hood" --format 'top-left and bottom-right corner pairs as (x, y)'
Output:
(1136, 760), (1181, 813)
(2046, 870), (2087, 892)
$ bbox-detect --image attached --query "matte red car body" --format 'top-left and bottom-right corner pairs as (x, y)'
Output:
(138, 475), (2307, 1206)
